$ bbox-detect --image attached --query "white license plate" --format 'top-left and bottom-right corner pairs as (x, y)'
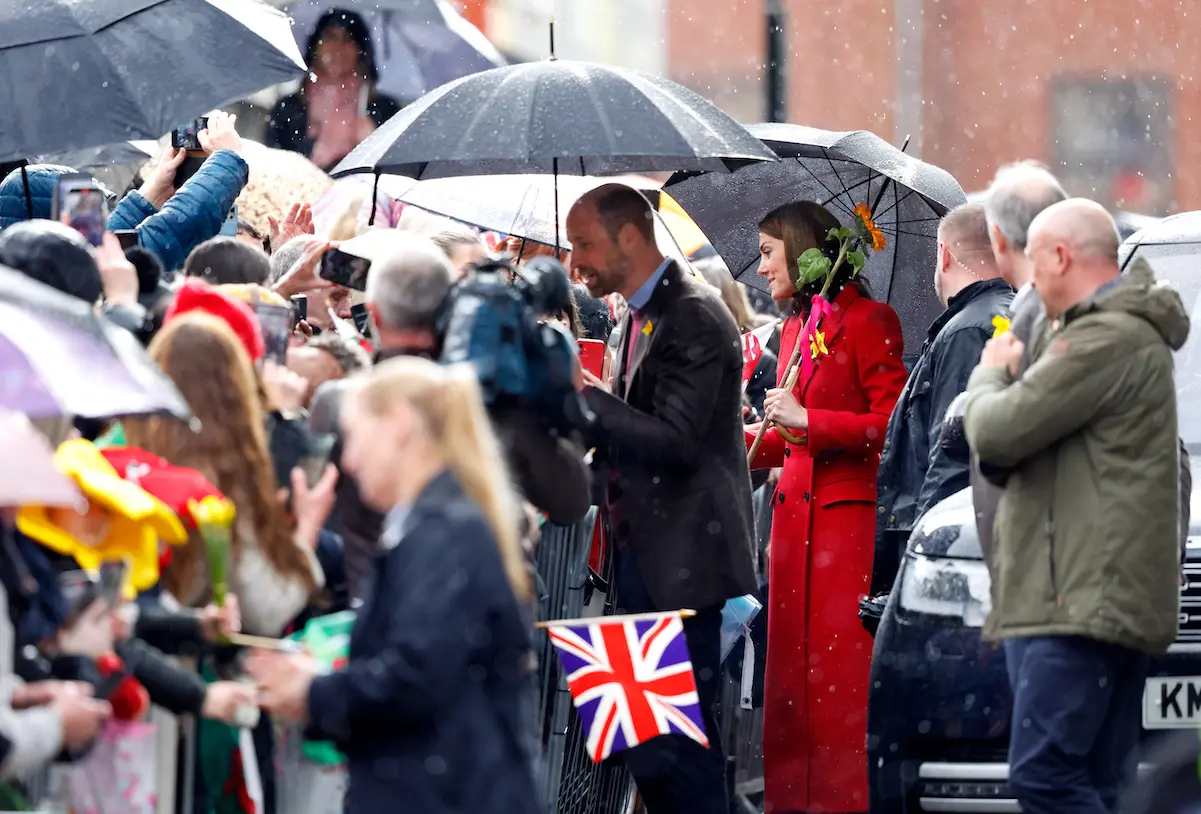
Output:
(1144, 677), (1201, 728)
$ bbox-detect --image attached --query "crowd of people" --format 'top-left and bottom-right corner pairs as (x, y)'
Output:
(0, 14), (1189, 814)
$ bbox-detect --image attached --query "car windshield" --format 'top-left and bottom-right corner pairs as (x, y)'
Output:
(1130, 242), (1201, 450)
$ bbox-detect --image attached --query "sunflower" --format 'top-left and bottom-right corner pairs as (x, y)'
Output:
(853, 202), (887, 252)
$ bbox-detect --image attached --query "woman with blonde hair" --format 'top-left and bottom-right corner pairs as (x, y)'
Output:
(124, 313), (334, 636)
(249, 356), (538, 814)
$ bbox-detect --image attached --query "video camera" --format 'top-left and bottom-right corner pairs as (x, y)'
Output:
(439, 253), (592, 433)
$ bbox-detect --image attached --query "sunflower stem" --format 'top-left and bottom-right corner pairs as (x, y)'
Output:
(819, 243), (850, 299)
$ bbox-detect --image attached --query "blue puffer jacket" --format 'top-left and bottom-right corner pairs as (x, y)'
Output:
(0, 151), (249, 272)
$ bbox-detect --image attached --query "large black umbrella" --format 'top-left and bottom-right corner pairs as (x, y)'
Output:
(0, 0), (307, 162)
(665, 123), (966, 359)
(330, 59), (777, 180)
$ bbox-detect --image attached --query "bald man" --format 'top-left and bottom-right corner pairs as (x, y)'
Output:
(870, 203), (1013, 594)
(567, 184), (756, 814)
(963, 199), (1190, 813)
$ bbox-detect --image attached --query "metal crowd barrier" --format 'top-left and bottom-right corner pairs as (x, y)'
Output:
(535, 509), (637, 814)
(533, 484), (773, 814)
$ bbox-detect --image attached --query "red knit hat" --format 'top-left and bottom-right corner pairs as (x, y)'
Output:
(164, 279), (265, 362)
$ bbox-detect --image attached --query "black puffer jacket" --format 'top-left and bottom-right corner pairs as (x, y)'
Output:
(871, 278), (1013, 594)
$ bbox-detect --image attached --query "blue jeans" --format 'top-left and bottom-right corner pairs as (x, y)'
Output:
(1004, 636), (1149, 814)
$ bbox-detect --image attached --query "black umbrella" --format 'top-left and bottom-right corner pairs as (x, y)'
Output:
(0, 0), (307, 162)
(330, 59), (777, 181)
(665, 123), (966, 359)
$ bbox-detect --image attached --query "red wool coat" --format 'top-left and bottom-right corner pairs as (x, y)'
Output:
(747, 285), (907, 814)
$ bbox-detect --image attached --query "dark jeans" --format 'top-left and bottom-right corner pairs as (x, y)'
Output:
(1004, 636), (1149, 814)
(613, 548), (728, 814)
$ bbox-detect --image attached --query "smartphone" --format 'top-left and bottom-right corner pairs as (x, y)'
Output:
(52, 173), (108, 247)
(219, 203), (238, 238)
(59, 571), (103, 626)
(319, 248), (372, 291)
(112, 229), (138, 250)
(579, 338), (606, 379)
(290, 295), (307, 326)
(350, 303), (371, 338)
(170, 117), (209, 151)
(282, 433), (336, 512)
(298, 434), (336, 488)
(254, 303), (291, 366)
(97, 559), (129, 606)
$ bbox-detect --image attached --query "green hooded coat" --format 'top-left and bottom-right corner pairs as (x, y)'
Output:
(964, 258), (1190, 654)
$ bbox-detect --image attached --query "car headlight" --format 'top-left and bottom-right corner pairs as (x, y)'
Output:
(897, 553), (992, 626)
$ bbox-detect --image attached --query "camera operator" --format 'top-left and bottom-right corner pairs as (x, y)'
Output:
(310, 233), (590, 602)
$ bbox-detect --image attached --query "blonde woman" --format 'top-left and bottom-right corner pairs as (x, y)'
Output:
(249, 357), (539, 814)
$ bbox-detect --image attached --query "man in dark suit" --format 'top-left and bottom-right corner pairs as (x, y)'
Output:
(568, 184), (757, 814)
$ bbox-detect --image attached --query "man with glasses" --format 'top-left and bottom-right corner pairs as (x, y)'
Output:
(870, 203), (1013, 596)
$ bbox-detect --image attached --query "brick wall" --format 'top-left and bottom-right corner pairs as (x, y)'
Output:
(663, 0), (1201, 212)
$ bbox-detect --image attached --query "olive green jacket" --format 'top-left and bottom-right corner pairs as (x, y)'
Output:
(964, 259), (1190, 654)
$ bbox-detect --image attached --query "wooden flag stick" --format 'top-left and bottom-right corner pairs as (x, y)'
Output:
(535, 609), (697, 629)
(225, 632), (302, 651)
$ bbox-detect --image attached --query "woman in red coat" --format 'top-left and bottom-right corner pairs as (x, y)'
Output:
(747, 201), (908, 813)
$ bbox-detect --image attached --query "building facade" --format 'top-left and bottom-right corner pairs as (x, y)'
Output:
(476, 0), (1200, 214)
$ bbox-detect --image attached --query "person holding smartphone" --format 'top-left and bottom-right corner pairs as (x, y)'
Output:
(0, 111), (249, 274)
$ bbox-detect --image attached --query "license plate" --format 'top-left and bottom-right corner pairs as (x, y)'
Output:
(1144, 677), (1201, 728)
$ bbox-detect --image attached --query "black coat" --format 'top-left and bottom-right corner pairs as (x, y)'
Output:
(306, 471), (539, 814)
(584, 261), (758, 611)
(872, 278), (1013, 594)
(265, 92), (402, 170)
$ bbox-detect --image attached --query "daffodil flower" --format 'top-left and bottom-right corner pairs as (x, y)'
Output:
(641, 320), (654, 336)
(992, 315), (1012, 338)
(810, 329), (829, 361)
(188, 496), (236, 607)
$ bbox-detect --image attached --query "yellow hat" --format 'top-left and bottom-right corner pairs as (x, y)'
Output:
(17, 439), (186, 593)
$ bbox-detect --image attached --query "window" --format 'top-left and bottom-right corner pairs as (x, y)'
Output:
(1050, 78), (1173, 215)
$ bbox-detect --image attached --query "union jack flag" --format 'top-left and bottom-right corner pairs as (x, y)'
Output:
(741, 321), (778, 392)
(546, 612), (708, 763)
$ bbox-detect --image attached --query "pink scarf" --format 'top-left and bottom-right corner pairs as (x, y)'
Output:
(799, 294), (833, 381)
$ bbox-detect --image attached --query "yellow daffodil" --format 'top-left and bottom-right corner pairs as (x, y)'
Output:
(188, 496), (235, 607)
(187, 495), (237, 529)
(810, 329), (829, 361)
(641, 320), (654, 336)
(992, 315), (1012, 337)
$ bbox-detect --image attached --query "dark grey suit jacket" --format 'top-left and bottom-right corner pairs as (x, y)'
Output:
(584, 261), (758, 611)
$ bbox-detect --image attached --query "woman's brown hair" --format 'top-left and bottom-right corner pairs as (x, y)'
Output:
(124, 313), (317, 599)
(759, 201), (867, 315)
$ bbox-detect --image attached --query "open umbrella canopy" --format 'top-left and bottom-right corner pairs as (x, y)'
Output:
(377, 173), (694, 268)
(331, 59), (777, 180)
(665, 123), (966, 359)
(0, 411), (82, 507)
(279, 0), (505, 104)
(0, 0), (307, 162)
(0, 264), (192, 421)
